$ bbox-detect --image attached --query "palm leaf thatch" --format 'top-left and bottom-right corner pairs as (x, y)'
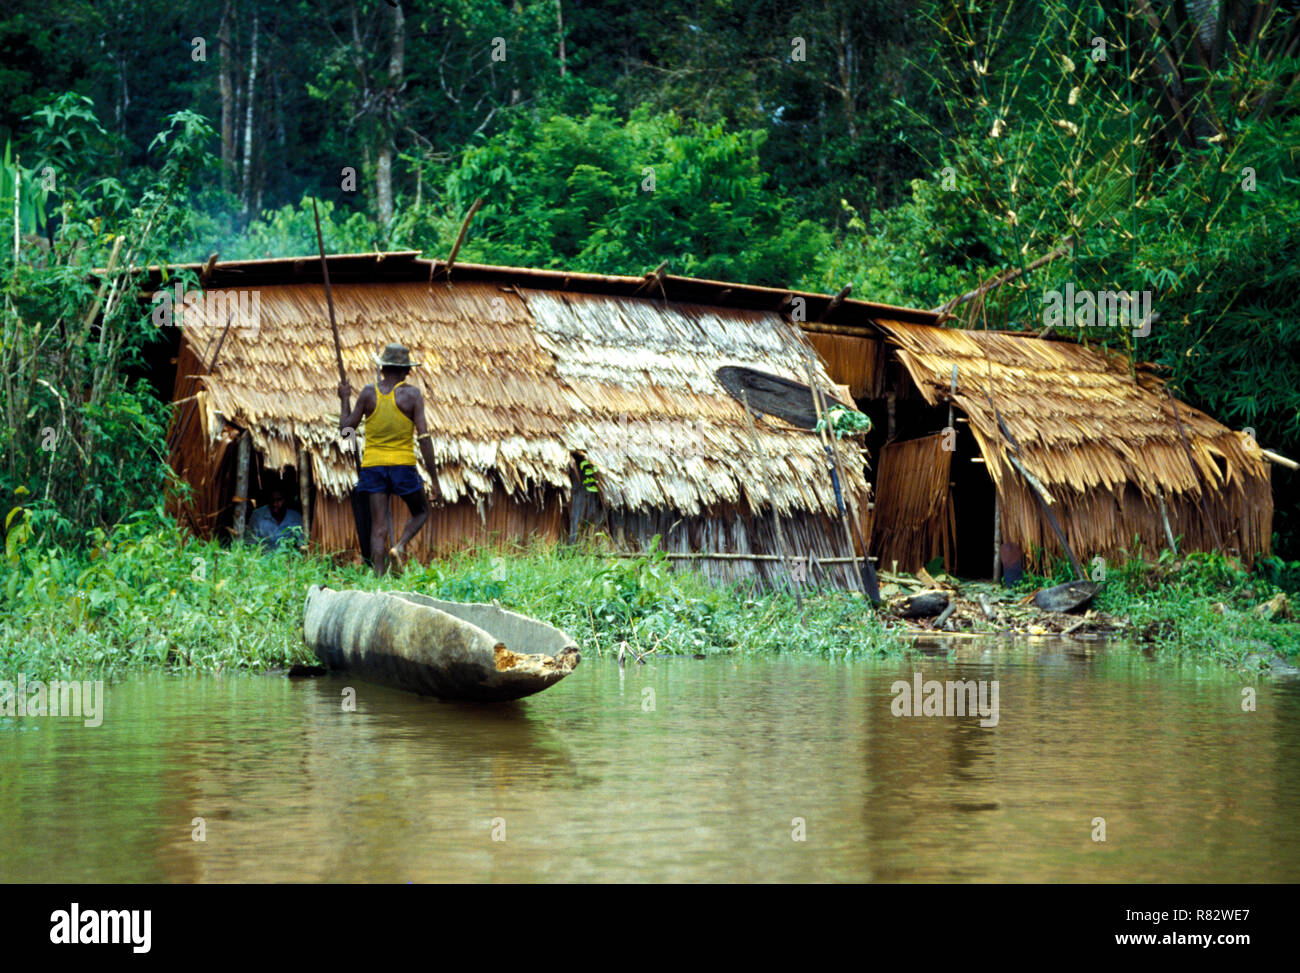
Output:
(876, 320), (1271, 566)
(166, 264), (869, 583)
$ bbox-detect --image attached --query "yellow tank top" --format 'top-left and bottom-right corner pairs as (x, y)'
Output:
(361, 382), (416, 467)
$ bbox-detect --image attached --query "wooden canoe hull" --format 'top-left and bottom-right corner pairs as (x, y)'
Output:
(303, 586), (581, 702)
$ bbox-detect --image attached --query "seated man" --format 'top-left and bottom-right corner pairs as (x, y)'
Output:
(248, 489), (304, 551)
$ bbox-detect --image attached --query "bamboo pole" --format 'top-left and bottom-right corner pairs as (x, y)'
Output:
(594, 551), (876, 563)
(739, 389), (803, 609)
(439, 197), (483, 278)
(931, 241), (1072, 321)
(1260, 448), (1299, 470)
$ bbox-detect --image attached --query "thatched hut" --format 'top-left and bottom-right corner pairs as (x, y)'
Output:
(805, 318), (1275, 574)
(154, 251), (1276, 584)
(160, 252), (880, 587)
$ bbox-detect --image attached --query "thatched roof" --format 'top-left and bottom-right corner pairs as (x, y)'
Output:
(876, 319), (1272, 560)
(174, 270), (866, 520)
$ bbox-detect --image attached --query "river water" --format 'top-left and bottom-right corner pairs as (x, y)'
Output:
(2, 638), (1298, 882)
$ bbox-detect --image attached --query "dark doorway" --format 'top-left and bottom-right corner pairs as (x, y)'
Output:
(949, 421), (997, 579)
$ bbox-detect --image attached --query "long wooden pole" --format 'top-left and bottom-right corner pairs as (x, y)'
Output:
(804, 361), (873, 599)
(298, 438), (313, 550)
(433, 197), (483, 281)
(1157, 487), (1177, 554)
(313, 197), (372, 562)
(313, 199), (349, 414)
(740, 389), (803, 610)
(992, 492), (1002, 582)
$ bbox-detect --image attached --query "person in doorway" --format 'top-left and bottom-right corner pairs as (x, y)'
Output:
(248, 489), (304, 551)
(339, 342), (437, 575)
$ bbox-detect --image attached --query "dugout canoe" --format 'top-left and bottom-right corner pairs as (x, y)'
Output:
(303, 585), (581, 702)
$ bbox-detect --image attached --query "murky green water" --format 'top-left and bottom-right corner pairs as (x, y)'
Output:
(2, 639), (1298, 882)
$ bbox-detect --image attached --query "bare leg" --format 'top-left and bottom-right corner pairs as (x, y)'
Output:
(393, 491), (429, 554)
(369, 492), (390, 576)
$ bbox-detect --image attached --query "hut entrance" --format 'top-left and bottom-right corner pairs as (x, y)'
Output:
(948, 424), (997, 579)
(210, 434), (305, 545)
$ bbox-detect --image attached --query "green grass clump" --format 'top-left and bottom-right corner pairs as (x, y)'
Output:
(1, 508), (904, 680)
(1019, 549), (1300, 664)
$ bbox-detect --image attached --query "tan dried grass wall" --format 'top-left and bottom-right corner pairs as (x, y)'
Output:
(870, 434), (953, 573)
(994, 469), (1272, 571)
(311, 486), (565, 560)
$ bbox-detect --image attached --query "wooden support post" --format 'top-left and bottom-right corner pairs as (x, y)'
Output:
(886, 391), (896, 441)
(299, 441), (313, 549)
(803, 356), (877, 599)
(232, 431), (251, 541)
(1157, 487), (1177, 555)
(992, 492), (1002, 582)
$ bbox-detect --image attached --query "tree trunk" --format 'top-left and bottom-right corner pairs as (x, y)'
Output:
(556, 0), (566, 78)
(376, 1), (405, 227)
(241, 12), (259, 222)
(836, 13), (857, 139)
(218, 0), (234, 192)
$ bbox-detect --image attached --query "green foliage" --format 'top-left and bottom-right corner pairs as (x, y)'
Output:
(0, 97), (214, 543)
(441, 106), (831, 286)
(815, 404), (873, 439)
(194, 195), (382, 263)
(0, 138), (50, 234)
(1256, 555), (1300, 597)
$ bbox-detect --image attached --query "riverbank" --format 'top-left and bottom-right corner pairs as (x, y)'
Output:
(2, 511), (1296, 679)
(2, 512), (907, 679)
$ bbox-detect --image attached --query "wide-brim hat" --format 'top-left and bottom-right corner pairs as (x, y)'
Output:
(374, 342), (420, 368)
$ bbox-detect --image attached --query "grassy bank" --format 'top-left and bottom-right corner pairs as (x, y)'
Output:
(1023, 551), (1300, 665)
(3, 509), (1296, 680)
(1, 509), (904, 680)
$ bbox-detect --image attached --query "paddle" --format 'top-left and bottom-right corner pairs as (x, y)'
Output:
(312, 198), (372, 563)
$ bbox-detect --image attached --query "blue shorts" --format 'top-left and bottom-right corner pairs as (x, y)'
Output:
(357, 465), (424, 496)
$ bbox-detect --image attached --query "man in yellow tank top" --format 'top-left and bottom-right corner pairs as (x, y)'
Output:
(339, 342), (438, 576)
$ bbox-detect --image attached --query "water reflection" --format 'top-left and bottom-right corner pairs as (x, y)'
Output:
(1, 641), (1297, 882)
